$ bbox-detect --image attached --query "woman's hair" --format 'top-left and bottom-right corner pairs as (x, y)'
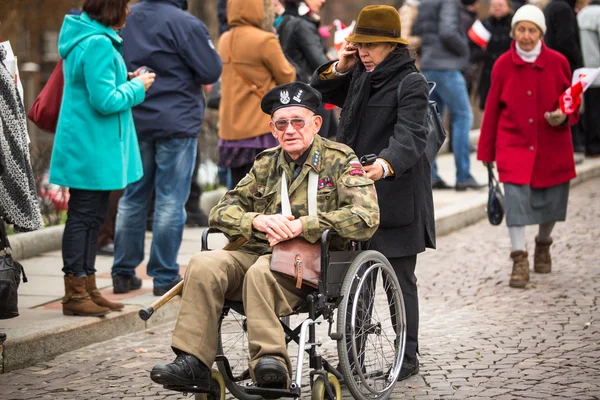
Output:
(82, 0), (129, 27)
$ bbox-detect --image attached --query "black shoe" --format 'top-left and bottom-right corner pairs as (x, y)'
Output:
(185, 210), (209, 227)
(254, 356), (288, 388)
(397, 358), (420, 381)
(455, 177), (485, 191)
(151, 352), (212, 392)
(97, 243), (115, 256)
(432, 178), (453, 190)
(153, 275), (183, 296)
(112, 274), (143, 294)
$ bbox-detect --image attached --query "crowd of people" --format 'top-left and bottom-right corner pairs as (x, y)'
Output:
(0, 0), (597, 394)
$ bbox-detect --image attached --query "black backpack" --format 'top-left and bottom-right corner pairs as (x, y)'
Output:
(0, 219), (27, 319)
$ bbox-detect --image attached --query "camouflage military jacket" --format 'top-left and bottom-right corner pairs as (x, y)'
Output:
(209, 134), (380, 255)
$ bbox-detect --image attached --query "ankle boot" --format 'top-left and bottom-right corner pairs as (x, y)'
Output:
(534, 236), (553, 273)
(509, 250), (530, 288)
(86, 274), (124, 311)
(62, 275), (111, 317)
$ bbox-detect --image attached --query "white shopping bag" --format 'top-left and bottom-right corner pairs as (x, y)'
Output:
(0, 41), (25, 106)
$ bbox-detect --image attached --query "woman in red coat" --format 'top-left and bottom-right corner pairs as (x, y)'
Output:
(477, 5), (577, 289)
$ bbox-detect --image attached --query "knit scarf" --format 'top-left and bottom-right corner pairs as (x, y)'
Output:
(0, 60), (44, 232)
(516, 40), (542, 63)
(337, 49), (417, 148)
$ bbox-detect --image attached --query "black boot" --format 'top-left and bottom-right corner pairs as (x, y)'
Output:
(254, 356), (289, 388)
(151, 352), (212, 392)
(112, 274), (142, 294)
(397, 357), (419, 381)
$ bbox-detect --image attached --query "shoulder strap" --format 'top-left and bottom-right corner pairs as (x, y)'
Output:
(280, 170), (318, 217)
(396, 71), (434, 103)
(227, 34), (265, 99)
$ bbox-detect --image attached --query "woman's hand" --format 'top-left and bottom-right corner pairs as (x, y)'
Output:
(136, 72), (156, 92)
(336, 41), (360, 73)
(544, 109), (567, 127)
(364, 162), (384, 181)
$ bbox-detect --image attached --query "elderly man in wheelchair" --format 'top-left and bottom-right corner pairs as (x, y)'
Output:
(150, 82), (407, 400)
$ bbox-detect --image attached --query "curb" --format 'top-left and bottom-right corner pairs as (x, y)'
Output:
(2, 294), (181, 373)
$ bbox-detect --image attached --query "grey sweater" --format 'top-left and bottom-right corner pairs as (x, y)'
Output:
(578, 2), (600, 87)
(413, 0), (470, 71)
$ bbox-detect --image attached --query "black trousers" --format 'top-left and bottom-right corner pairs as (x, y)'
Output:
(584, 88), (600, 156)
(389, 255), (419, 361)
(62, 189), (110, 277)
(230, 163), (253, 189)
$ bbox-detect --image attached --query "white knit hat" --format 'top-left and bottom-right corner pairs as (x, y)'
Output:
(511, 5), (547, 35)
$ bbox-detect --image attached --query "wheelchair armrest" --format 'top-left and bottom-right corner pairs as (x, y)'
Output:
(201, 228), (225, 251)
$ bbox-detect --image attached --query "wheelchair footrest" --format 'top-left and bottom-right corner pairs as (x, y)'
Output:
(244, 385), (301, 398)
(163, 384), (218, 395)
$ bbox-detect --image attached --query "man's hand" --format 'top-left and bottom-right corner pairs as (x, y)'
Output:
(364, 162), (384, 181)
(266, 219), (304, 247)
(253, 214), (295, 242)
(336, 41), (359, 73)
(544, 109), (567, 127)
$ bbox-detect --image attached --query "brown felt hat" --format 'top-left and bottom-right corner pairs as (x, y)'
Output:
(345, 5), (409, 45)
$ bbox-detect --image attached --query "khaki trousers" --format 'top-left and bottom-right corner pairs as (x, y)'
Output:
(171, 250), (312, 376)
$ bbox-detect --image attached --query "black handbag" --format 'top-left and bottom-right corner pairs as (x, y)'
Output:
(487, 165), (504, 226)
(0, 218), (27, 319)
(397, 75), (447, 164)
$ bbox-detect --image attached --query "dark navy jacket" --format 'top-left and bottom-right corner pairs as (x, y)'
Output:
(121, 0), (222, 140)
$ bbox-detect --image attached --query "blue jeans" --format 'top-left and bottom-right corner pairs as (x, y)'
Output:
(422, 70), (474, 183)
(112, 138), (197, 288)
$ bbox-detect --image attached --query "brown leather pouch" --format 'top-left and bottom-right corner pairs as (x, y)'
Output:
(271, 237), (321, 289)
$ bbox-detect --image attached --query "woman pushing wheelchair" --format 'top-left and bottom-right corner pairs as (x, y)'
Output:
(150, 82), (380, 393)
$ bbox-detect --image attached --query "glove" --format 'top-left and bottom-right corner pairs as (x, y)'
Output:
(544, 109), (567, 127)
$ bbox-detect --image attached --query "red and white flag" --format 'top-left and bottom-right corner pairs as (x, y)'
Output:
(468, 20), (491, 49)
(333, 19), (356, 55)
(559, 67), (600, 114)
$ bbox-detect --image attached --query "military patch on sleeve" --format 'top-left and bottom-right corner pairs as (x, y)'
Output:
(318, 177), (335, 190)
(349, 160), (364, 176)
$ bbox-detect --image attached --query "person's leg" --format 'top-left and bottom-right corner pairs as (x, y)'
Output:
(442, 70), (474, 184)
(112, 141), (156, 280)
(423, 70), (451, 187)
(185, 142), (208, 226)
(230, 164), (253, 189)
(243, 255), (311, 382)
(584, 88), (600, 156)
(149, 138), (197, 290)
(508, 225), (529, 288)
(97, 189), (123, 252)
(82, 191), (111, 276)
(388, 255), (420, 380)
(535, 222), (555, 273)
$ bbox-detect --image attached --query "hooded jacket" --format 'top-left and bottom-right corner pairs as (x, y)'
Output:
(120, 0), (222, 140)
(217, 0), (295, 141)
(49, 12), (145, 191)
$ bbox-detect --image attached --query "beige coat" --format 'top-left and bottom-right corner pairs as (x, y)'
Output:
(218, 0), (296, 141)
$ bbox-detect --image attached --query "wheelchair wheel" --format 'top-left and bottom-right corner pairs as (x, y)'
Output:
(311, 373), (342, 400)
(216, 307), (261, 400)
(195, 369), (225, 400)
(336, 250), (406, 400)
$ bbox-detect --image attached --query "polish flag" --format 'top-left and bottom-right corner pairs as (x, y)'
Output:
(334, 19), (356, 55)
(559, 67), (600, 114)
(468, 20), (492, 49)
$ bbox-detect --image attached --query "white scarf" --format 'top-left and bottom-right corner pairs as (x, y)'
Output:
(516, 40), (542, 63)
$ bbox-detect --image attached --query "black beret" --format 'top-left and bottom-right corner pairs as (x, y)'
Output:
(260, 82), (322, 116)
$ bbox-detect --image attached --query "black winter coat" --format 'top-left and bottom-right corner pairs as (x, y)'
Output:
(544, 0), (583, 73)
(478, 14), (513, 110)
(277, 8), (328, 83)
(311, 52), (435, 258)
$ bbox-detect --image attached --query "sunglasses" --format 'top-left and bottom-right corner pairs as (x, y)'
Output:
(273, 115), (314, 132)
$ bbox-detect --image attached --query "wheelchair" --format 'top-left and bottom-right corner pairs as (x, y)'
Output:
(144, 228), (407, 400)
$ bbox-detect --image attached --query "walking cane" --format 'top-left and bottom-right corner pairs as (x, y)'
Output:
(138, 235), (248, 321)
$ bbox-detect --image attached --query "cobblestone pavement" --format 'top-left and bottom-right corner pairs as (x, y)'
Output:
(1, 178), (599, 400)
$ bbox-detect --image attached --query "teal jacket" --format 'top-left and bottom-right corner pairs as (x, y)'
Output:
(49, 12), (145, 190)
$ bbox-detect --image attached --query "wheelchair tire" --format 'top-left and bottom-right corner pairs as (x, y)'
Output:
(311, 373), (342, 400)
(216, 308), (262, 400)
(336, 250), (406, 400)
(195, 369), (226, 400)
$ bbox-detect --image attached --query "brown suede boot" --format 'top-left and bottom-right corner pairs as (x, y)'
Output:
(86, 274), (124, 311)
(62, 275), (111, 317)
(509, 250), (530, 288)
(534, 236), (553, 273)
